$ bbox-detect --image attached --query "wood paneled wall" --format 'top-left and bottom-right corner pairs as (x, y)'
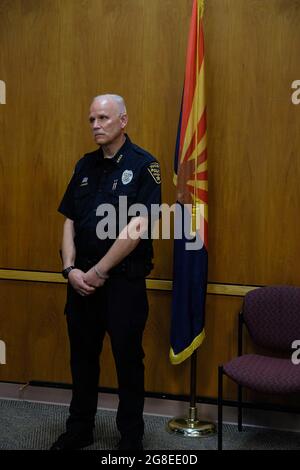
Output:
(206, 0), (300, 286)
(1, 0), (300, 401)
(0, 281), (242, 398)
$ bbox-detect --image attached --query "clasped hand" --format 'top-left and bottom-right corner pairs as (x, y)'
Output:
(68, 267), (106, 296)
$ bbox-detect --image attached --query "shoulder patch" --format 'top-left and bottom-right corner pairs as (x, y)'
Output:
(147, 162), (161, 184)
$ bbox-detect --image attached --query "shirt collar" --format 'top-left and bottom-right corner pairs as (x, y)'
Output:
(97, 134), (131, 167)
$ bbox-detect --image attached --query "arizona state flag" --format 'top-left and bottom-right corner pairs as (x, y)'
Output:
(170, 0), (208, 365)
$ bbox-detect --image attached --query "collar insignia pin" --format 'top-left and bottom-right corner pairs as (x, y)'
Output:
(80, 177), (89, 186)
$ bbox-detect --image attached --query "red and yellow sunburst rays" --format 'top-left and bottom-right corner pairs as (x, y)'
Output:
(175, 1), (208, 248)
(176, 124), (208, 248)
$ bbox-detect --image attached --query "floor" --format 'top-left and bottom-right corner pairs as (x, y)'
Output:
(0, 381), (300, 434)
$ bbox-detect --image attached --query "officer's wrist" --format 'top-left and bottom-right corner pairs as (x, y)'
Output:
(62, 266), (75, 279)
(97, 259), (110, 275)
(93, 265), (109, 280)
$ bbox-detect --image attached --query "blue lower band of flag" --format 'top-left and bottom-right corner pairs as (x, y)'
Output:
(170, 202), (208, 365)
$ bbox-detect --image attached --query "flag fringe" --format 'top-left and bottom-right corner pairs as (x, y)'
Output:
(169, 328), (206, 365)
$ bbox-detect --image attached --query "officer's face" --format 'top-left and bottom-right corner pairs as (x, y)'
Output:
(89, 98), (127, 146)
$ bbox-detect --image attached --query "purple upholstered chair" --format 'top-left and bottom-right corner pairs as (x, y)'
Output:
(218, 285), (300, 450)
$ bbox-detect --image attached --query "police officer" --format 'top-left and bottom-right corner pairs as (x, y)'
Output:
(50, 94), (161, 450)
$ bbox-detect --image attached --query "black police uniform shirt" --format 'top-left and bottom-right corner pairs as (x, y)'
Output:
(58, 135), (161, 273)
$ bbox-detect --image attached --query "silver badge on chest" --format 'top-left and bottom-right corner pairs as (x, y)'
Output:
(121, 170), (133, 185)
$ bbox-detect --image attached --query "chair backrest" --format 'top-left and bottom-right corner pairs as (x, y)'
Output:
(243, 285), (300, 351)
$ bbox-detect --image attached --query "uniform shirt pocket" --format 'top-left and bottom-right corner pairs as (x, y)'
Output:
(74, 185), (93, 218)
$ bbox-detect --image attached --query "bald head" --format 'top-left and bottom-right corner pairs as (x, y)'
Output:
(92, 94), (127, 115)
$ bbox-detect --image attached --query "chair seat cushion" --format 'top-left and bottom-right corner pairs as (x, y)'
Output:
(223, 354), (300, 394)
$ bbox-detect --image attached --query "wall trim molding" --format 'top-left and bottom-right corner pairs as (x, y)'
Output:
(0, 268), (259, 296)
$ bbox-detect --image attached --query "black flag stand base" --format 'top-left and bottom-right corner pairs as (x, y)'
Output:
(166, 350), (216, 437)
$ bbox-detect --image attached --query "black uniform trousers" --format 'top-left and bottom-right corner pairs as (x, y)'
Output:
(65, 274), (148, 440)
